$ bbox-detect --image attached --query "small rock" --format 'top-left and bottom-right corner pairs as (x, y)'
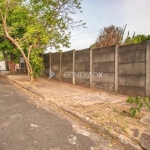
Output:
(31, 124), (39, 128)
(90, 147), (94, 150)
(140, 114), (150, 125)
(107, 105), (112, 109)
(109, 144), (113, 147)
(141, 133), (150, 150)
(131, 129), (139, 137)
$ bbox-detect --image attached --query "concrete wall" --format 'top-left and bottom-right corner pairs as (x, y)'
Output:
(75, 48), (90, 86)
(61, 51), (73, 83)
(92, 46), (115, 91)
(43, 53), (50, 76)
(43, 40), (150, 97)
(118, 42), (146, 96)
(51, 52), (60, 80)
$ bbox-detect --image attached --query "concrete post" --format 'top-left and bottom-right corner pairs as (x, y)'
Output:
(90, 48), (93, 88)
(59, 52), (62, 81)
(73, 49), (75, 84)
(49, 52), (51, 79)
(146, 40), (150, 97)
(115, 45), (119, 92)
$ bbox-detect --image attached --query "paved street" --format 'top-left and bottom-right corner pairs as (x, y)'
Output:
(0, 76), (95, 150)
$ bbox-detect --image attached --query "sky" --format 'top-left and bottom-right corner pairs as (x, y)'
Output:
(52, 0), (150, 52)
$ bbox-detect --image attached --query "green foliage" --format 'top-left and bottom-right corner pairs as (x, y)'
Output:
(30, 49), (44, 79)
(89, 43), (96, 48)
(124, 34), (150, 45)
(126, 96), (150, 117)
(0, 37), (20, 63)
(0, 51), (4, 61)
(0, 0), (85, 80)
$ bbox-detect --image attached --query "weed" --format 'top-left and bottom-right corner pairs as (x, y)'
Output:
(126, 96), (150, 117)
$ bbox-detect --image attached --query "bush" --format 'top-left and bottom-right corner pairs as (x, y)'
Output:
(30, 50), (44, 79)
(126, 96), (150, 117)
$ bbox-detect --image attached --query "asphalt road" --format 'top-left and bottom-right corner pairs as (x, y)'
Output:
(0, 76), (95, 150)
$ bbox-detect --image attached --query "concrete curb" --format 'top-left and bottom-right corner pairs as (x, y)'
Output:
(61, 108), (142, 150)
(8, 78), (143, 150)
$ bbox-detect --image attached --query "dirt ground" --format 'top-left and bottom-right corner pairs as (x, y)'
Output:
(6, 74), (150, 149)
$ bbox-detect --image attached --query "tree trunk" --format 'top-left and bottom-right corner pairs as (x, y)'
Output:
(10, 54), (15, 74)
(25, 58), (34, 81)
(2, 50), (9, 71)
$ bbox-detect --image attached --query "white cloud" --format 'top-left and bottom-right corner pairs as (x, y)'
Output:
(121, 0), (150, 35)
(62, 0), (150, 51)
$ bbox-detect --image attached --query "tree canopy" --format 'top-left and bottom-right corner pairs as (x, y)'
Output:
(0, 36), (19, 71)
(90, 25), (150, 48)
(94, 25), (126, 48)
(0, 0), (85, 80)
(124, 34), (150, 45)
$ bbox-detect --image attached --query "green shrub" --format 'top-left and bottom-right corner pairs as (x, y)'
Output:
(126, 96), (150, 117)
(30, 50), (44, 79)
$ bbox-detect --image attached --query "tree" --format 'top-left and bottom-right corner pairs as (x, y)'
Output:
(94, 25), (126, 48)
(124, 34), (150, 45)
(89, 43), (95, 49)
(0, 0), (85, 81)
(0, 36), (20, 71)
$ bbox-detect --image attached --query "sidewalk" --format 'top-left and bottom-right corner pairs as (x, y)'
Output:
(6, 74), (150, 150)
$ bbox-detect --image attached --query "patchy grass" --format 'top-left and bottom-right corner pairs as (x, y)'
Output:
(69, 102), (148, 143)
